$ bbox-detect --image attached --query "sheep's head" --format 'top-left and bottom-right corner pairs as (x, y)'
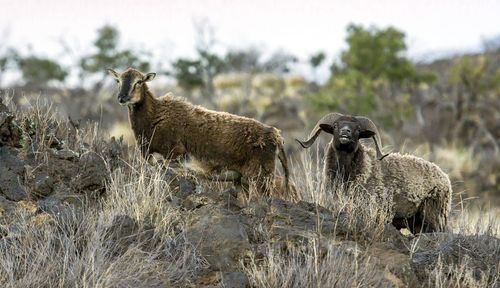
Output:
(107, 68), (156, 106)
(296, 113), (389, 160)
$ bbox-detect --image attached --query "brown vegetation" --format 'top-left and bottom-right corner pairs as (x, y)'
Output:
(0, 95), (498, 287)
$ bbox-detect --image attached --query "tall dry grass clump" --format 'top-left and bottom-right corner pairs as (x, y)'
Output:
(243, 242), (387, 287)
(0, 95), (207, 287)
(239, 149), (397, 287)
(0, 95), (498, 287)
(241, 146), (499, 288)
(292, 148), (392, 241)
(0, 151), (208, 287)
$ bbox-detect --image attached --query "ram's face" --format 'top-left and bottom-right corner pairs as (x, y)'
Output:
(113, 69), (144, 106)
(332, 120), (361, 152)
(107, 68), (156, 106)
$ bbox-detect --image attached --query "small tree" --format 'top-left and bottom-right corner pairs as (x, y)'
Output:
(171, 58), (204, 92)
(224, 48), (262, 73)
(14, 54), (67, 87)
(171, 51), (226, 98)
(79, 25), (150, 91)
(222, 48), (297, 74)
(262, 51), (297, 74)
(170, 20), (227, 99)
(309, 51), (326, 82)
(171, 20), (298, 100)
(449, 55), (489, 119)
(312, 24), (434, 131)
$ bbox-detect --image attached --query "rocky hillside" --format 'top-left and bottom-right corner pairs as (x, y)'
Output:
(0, 97), (499, 287)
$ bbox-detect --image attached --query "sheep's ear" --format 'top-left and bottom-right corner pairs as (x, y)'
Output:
(142, 73), (156, 82)
(107, 69), (120, 80)
(359, 129), (376, 139)
(319, 124), (334, 134)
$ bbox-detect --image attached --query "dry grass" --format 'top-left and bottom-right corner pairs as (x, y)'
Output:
(240, 146), (499, 288)
(243, 242), (388, 287)
(291, 149), (392, 241)
(0, 97), (207, 287)
(235, 151), (394, 287)
(0, 152), (207, 287)
(426, 255), (499, 288)
(0, 97), (498, 287)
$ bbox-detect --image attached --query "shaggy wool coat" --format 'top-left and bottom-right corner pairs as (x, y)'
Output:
(128, 87), (288, 192)
(325, 143), (452, 232)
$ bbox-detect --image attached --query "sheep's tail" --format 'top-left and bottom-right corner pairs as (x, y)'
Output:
(277, 142), (289, 191)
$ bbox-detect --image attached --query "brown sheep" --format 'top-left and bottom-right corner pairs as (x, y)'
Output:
(107, 68), (289, 194)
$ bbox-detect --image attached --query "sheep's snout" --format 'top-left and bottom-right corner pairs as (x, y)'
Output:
(339, 127), (353, 144)
(118, 93), (129, 106)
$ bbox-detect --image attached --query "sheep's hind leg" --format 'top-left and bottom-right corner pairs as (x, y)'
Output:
(418, 197), (446, 233)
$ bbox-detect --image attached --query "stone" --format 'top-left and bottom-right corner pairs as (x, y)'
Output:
(0, 109), (22, 147)
(0, 147), (27, 201)
(104, 214), (140, 255)
(73, 152), (108, 194)
(37, 194), (84, 226)
(33, 173), (55, 197)
(411, 234), (500, 284)
(0, 146), (28, 201)
(221, 271), (249, 288)
(178, 176), (197, 198)
(367, 243), (418, 286)
(182, 194), (216, 210)
(0, 166), (27, 201)
(51, 148), (79, 161)
(185, 206), (251, 271)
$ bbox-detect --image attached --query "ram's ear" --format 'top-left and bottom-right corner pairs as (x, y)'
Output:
(319, 124), (334, 134)
(142, 72), (156, 82)
(107, 69), (120, 80)
(359, 129), (376, 139)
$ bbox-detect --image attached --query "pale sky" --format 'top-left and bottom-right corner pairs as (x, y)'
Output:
(0, 0), (499, 83)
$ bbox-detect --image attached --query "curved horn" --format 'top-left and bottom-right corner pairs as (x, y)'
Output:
(355, 116), (389, 160)
(296, 112), (344, 148)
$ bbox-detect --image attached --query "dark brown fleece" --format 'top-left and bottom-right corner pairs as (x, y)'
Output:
(124, 72), (289, 194)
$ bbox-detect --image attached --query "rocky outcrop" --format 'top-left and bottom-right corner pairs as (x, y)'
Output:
(411, 233), (500, 284)
(177, 184), (499, 287)
(0, 96), (498, 287)
(0, 98), (22, 147)
(0, 98), (123, 203)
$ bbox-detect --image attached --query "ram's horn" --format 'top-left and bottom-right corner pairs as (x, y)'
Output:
(355, 116), (389, 160)
(296, 112), (344, 148)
